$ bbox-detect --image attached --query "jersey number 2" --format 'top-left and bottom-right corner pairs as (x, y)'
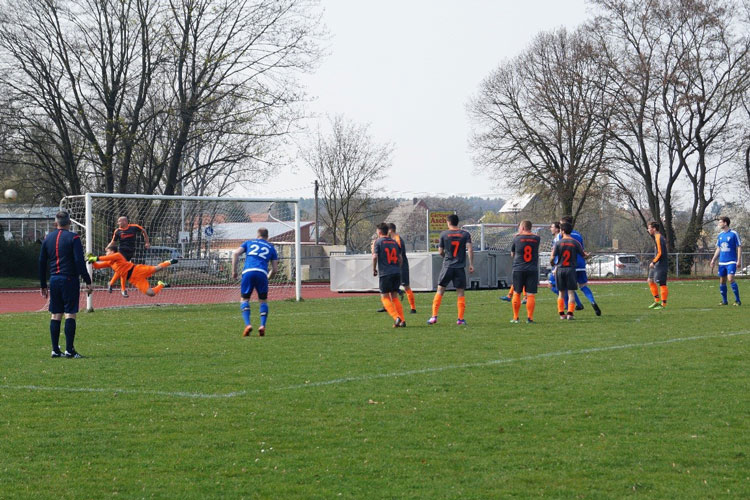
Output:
(247, 244), (269, 258)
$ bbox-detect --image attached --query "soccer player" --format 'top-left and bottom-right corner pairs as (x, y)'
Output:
(373, 223), (406, 327)
(549, 221), (584, 311)
(509, 220), (540, 323)
(87, 245), (175, 297)
(709, 216), (742, 306)
(427, 214), (474, 325)
(550, 222), (587, 320)
(39, 211), (93, 358)
(646, 221), (669, 309)
(561, 215), (601, 316)
(388, 223), (417, 313)
(107, 216), (151, 297)
(231, 228), (279, 337)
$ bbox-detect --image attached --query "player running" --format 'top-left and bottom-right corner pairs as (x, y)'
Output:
(373, 223), (406, 327)
(427, 214), (474, 325)
(87, 245), (175, 297)
(646, 221), (669, 309)
(231, 228), (279, 337)
(388, 223), (417, 314)
(550, 222), (588, 320)
(709, 216), (742, 306)
(509, 220), (540, 323)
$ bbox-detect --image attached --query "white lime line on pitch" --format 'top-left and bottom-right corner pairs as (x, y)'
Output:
(276, 330), (749, 390)
(1, 330), (747, 399)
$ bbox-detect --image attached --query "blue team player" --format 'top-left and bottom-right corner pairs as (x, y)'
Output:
(231, 227), (279, 337)
(560, 215), (601, 316)
(549, 221), (583, 311)
(39, 211), (93, 358)
(710, 216), (742, 306)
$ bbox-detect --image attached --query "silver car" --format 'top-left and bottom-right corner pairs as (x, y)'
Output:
(587, 254), (641, 277)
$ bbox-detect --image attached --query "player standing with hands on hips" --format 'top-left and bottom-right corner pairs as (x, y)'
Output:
(232, 228), (279, 337)
(39, 211), (93, 358)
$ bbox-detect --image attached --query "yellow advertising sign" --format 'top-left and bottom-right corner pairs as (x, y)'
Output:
(427, 210), (454, 252)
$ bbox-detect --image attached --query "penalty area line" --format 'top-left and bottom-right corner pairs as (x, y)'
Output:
(0, 330), (746, 399)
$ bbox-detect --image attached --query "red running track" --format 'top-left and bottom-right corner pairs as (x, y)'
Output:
(0, 284), (374, 314)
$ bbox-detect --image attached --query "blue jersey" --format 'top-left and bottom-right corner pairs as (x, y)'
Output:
(570, 230), (586, 270)
(240, 238), (278, 275)
(39, 229), (92, 287)
(716, 230), (741, 265)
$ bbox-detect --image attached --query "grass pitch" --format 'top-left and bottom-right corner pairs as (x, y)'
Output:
(1, 281), (748, 498)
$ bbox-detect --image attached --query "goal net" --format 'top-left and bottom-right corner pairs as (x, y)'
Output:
(60, 193), (301, 311)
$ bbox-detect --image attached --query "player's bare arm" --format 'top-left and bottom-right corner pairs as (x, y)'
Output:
(467, 242), (474, 274)
(231, 246), (244, 280)
(268, 260), (279, 280)
(372, 252), (378, 276)
(709, 245), (721, 267)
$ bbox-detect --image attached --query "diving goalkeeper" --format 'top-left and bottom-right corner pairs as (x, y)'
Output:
(87, 245), (176, 297)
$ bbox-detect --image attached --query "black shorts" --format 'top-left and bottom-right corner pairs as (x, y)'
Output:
(379, 273), (401, 294)
(48, 275), (80, 314)
(512, 269), (539, 294)
(438, 267), (467, 289)
(400, 263), (410, 287)
(119, 248), (135, 261)
(648, 267), (668, 285)
(555, 267), (578, 291)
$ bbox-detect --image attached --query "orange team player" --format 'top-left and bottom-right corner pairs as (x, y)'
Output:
(86, 245), (176, 297)
(107, 216), (151, 297)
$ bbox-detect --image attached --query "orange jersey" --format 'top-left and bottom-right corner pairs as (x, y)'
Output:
(95, 252), (135, 279)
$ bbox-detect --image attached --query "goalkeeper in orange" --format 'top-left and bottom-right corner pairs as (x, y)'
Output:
(86, 245), (177, 297)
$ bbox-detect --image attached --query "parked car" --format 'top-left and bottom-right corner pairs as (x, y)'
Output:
(143, 246), (211, 272)
(587, 254), (641, 278)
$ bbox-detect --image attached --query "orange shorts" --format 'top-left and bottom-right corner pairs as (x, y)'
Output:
(129, 265), (157, 294)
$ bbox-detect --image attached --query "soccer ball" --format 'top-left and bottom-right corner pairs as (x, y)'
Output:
(4, 189), (17, 201)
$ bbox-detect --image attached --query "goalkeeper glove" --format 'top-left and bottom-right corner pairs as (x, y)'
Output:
(85, 253), (98, 263)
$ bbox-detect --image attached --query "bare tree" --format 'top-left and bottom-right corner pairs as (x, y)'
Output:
(469, 28), (611, 221)
(302, 115), (392, 248)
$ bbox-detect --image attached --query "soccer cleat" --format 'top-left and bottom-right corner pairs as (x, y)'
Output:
(734, 301), (741, 306)
(718, 301), (728, 306)
(651, 304), (664, 310)
(559, 314), (566, 320)
(509, 318), (519, 324)
(427, 316), (438, 325)
(526, 319), (535, 324)
(456, 319), (467, 326)
(51, 349), (63, 358)
(377, 307), (387, 313)
(258, 326), (265, 336)
(521, 299), (527, 305)
(410, 309), (417, 314)
(242, 325), (253, 337)
(121, 290), (129, 298)
(566, 314), (575, 320)
(592, 303), (601, 316)
(63, 350), (83, 358)
(394, 318), (403, 328)
(157, 280), (170, 288)
(648, 302), (661, 309)
(575, 304), (584, 311)
(500, 296), (511, 302)
(170, 258), (179, 265)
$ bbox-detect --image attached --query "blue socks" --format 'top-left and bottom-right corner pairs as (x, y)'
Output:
(581, 286), (595, 305)
(730, 281), (740, 303)
(241, 301), (251, 326)
(720, 284), (728, 303)
(259, 302), (269, 327)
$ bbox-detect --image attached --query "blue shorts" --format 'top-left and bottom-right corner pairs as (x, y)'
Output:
(241, 270), (269, 299)
(718, 263), (737, 277)
(48, 275), (80, 314)
(576, 270), (588, 285)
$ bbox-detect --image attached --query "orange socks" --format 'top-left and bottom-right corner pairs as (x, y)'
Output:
(381, 297), (398, 320)
(526, 295), (536, 321)
(557, 297), (565, 314)
(405, 288), (416, 310)
(457, 296), (466, 320)
(649, 282), (659, 301)
(511, 293), (521, 320)
(432, 293), (443, 317)
(660, 285), (668, 305)
(392, 297), (405, 321)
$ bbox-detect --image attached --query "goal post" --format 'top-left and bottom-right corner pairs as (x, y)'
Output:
(60, 193), (302, 311)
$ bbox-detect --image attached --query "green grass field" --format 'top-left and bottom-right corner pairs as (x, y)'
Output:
(1, 281), (748, 499)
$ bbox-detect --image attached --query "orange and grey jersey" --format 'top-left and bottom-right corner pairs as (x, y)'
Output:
(373, 236), (401, 276)
(96, 252), (136, 279)
(112, 224), (146, 254)
(393, 234), (409, 267)
(439, 229), (472, 269)
(652, 233), (668, 270)
(551, 237), (584, 269)
(511, 233), (540, 271)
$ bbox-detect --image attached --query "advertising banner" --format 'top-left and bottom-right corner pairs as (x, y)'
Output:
(427, 210), (454, 252)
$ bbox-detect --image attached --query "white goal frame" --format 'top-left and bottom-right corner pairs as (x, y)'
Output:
(60, 192), (302, 311)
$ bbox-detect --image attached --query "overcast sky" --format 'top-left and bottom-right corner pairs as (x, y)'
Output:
(247, 0), (590, 201)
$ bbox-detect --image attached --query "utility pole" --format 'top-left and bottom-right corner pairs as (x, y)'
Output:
(314, 179), (319, 244)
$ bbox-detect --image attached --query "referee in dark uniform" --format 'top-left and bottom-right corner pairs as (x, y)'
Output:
(39, 211), (93, 358)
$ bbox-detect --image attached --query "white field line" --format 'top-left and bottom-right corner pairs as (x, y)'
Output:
(1, 330), (746, 399)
